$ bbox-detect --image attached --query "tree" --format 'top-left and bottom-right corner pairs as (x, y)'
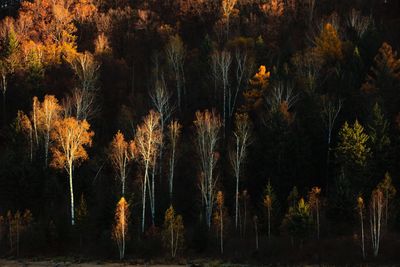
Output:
(242, 65), (270, 112)
(165, 35), (185, 110)
(162, 205), (184, 258)
(211, 50), (232, 129)
(0, 21), (19, 122)
(6, 210), (32, 256)
(150, 79), (173, 184)
(109, 131), (132, 196)
(221, 0), (237, 40)
(135, 110), (162, 232)
(194, 110), (221, 228)
(336, 120), (370, 170)
(368, 103), (390, 173)
(263, 180), (275, 240)
(253, 215), (259, 250)
(230, 113), (252, 230)
(357, 196), (366, 259)
(167, 120), (182, 202)
(314, 23), (343, 63)
(370, 188), (383, 257)
(282, 198), (313, 246)
(308, 187), (321, 240)
(213, 191), (226, 254)
(361, 42), (400, 95)
(67, 52), (100, 120)
(240, 189), (250, 237)
(288, 186), (299, 208)
(377, 172), (396, 226)
(16, 111), (34, 162)
(112, 197), (129, 260)
(50, 117), (94, 225)
(39, 95), (62, 167)
(321, 96), (342, 185)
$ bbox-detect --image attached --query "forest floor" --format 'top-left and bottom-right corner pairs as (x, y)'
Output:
(0, 260), (186, 267)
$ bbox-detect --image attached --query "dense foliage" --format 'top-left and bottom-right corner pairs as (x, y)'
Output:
(0, 0), (400, 263)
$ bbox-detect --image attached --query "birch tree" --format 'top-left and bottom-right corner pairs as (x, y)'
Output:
(50, 117), (94, 225)
(150, 79), (173, 181)
(253, 215), (259, 250)
(112, 197), (129, 260)
(230, 113), (251, 230)
(370, 188), (383, 257)
(135, 110), (162, 232)
(39, 95), (62, 167)
(211, 50), (232, 128)
(162, 205), (184, 258)
(321, 96), (342, 185)
(377, 172), (396, 226)
(168, 120), (182, 202)
(109, 131), (132, 196)
(308, 186), (321, 240)
(194, 110), (221, 228)
(213, 191), (226, 254)
(165, 35), (185, 110)
(67, 52), (100, 120)
(357, 196), (366, 259)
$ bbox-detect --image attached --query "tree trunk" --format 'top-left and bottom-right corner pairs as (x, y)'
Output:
(69, 163), (75, 226)
(360, 210), (365, 259)
(142, 165), (149, 232)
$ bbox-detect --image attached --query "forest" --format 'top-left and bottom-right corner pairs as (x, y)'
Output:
(0, 0), (400, 265)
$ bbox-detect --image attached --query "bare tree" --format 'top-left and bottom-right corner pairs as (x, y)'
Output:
(165, 35), (186, 110)
(357, 196), (366, 259)
(229, 113), (252, 230)
(347, 9), (372, 39)
(168, 120), (182, 202)
(68, 52), (100, 120)
(370, 188), (383, 257)
(194, 110), (221, 228)
(266, 82), (298, 113)
(135, 110), (162, 232)
(229, 49), (253, 118)
(321, 96), (342, 187)
(150, 79), (173, 180)
(211, 50), (232, 129)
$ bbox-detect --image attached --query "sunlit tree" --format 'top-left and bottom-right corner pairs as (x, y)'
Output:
(109, 131), (132, 196)
(314, 23), (343, 63)
(39, 95), (62, 166)
(336, 120), (370, 170)
(230, 113), (251, 230)
(50, 117), (94, 225)
(221, 0), (237, 40)
(112, 197), (129, 260)
(135, 110), (162, 232)
(194, 110), (221, 228)
(162, 205), (184, 258)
